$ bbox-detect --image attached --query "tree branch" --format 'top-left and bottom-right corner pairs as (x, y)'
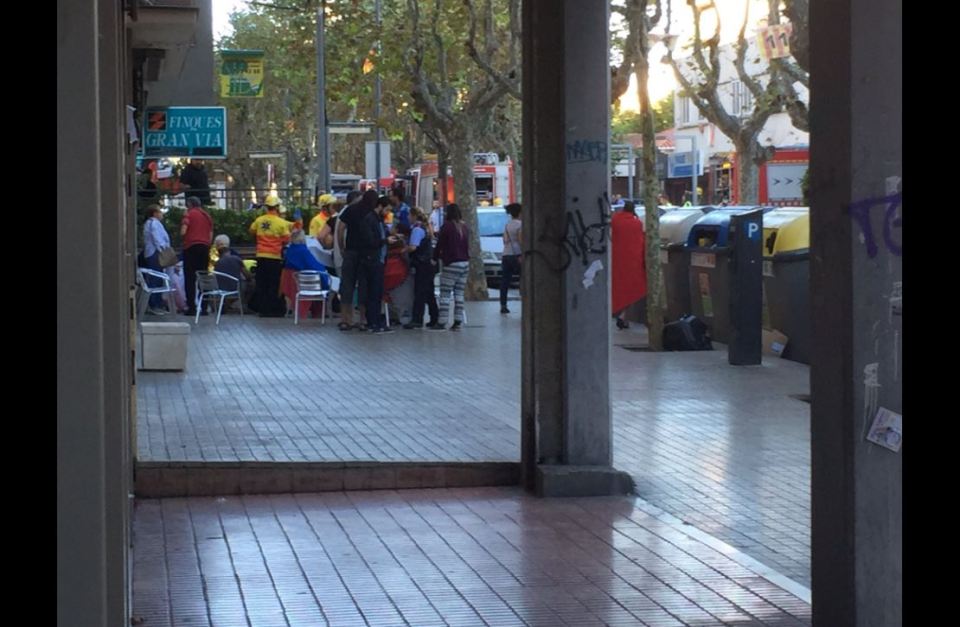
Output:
(782, 0), (809, 72)
(464, 0), (521, 100)
(611, 0), (644, 104)
(404, 0), (453, 131)
(734, 0), (765, 102)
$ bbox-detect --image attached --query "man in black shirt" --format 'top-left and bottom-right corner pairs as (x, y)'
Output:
(179, 159), (211, 205)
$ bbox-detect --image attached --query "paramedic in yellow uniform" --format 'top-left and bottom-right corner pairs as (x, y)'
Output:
(248, 194), (292, 317)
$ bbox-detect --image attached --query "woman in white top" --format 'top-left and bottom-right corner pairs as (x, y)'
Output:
(141, 204), (173, 313)
(500, 203), (522, 314)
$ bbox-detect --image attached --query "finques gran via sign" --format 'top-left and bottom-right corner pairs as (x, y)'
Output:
(142, 107), (227, 158)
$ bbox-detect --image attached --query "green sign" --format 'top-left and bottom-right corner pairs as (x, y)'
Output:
(220, 49), (265, 98)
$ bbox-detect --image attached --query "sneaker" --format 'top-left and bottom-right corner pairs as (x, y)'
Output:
(500, 307), (510, 314)
(403, 322), (422, 330)
(370, 327), (394, 334)
(426, 323), (445, 330)
(450, 321), (462, 332)
(146, 307), (167, 316)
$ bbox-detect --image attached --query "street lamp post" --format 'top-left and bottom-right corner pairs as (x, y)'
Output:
(316, 0), (330, 195)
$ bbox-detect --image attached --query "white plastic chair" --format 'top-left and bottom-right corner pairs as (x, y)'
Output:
(137, 267), (176, 318)
(194, 271), (242, 325)
(294, 271), (330, 325)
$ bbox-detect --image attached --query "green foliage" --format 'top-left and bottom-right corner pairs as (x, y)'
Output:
(652, 92), (674, 131)
(139, 204), (318, 251)
(611, 93), (674, 141)
(611, 109), (645, 140)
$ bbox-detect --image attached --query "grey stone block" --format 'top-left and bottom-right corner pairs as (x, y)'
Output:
(535, 465), (634, 497)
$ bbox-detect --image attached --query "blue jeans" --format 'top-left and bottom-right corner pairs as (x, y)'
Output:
(500, 254), (521, 308)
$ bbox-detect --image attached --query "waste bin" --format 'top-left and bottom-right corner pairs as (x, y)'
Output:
(762, 207), (810, 363)
(686, 206), (772, 343)
(138, 321), (191, 371)
(658, 207), (713, 323)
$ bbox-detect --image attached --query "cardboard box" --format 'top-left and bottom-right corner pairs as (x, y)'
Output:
(762, 329), (789, 357)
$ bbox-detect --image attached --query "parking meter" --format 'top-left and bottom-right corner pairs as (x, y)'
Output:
(728, 209), (764, 365)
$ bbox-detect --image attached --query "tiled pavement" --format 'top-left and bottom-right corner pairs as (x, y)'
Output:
(137, 300), (810, 586)
(132, 487), (811, 626)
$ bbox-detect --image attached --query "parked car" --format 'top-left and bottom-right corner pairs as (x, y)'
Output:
(476, 206), (517, 289)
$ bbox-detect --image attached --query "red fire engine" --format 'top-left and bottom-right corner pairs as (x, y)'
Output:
(406, 153), (516, 209)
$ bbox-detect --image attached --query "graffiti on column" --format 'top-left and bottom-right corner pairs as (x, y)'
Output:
(528, 194), (612, 272)
(566, 139), (608, 164)
(847, 192), (902, 258)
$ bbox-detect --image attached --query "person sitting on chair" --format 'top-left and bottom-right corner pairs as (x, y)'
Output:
(213, 234), (252, 312)
(281, 229), (331, 319)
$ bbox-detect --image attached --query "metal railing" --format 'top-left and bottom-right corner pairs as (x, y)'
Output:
(139, 187), (319, 211)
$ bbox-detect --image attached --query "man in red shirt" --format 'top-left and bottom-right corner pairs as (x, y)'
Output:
(180, 196), (214, 316)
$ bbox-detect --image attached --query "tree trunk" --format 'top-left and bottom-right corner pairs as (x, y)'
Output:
(735, 140), (762, 204)
(637, 24), (664, 351)
(507, 134), (521, 203)
(449, 125), (489, 301)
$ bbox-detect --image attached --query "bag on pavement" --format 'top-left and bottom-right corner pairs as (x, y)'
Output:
(662, 315), (713, 351)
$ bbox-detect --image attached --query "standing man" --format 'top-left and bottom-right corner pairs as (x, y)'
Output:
(500, 202), (523, 314)
(335, 190), (369, 330)
(179, 159), (211, 205)
(180, 196), (213, 316)
(248, 194), (293, 317)
(388, 187), (411, 232)
(429, 199), (443, 237)
(309, 194), (337, 237)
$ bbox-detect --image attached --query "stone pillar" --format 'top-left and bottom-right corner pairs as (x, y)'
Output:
(810, 0), (901, 624)
(521, 0), (632, 497)
(58, 0), (131, 624)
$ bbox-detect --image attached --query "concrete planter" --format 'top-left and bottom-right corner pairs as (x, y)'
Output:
(137, 322), (190, 371)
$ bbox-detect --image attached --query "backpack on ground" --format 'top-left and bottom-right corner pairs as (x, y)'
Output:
(662, 315), (713, 351)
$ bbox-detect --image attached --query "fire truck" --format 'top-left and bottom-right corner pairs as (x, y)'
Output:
(405, 152), (516, 209)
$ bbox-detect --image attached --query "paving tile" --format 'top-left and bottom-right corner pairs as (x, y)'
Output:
(133, 488), (811, 626)
(138, 300), (811, 586)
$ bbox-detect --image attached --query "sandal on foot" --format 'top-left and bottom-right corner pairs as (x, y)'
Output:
(338, 322), (352, 331)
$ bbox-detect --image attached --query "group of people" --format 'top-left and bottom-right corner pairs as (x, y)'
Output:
(140, 197), (251, 317)
(330, 189), (477, 333)
(140, 188), (523, 333)
(140, 187), (650, 331)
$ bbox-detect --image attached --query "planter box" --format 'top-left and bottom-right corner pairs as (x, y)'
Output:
(138, 322), (190, 371)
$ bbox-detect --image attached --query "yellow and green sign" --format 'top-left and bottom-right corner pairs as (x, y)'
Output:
(220, 50), (265, 98)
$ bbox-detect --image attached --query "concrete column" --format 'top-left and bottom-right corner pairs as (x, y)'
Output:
(521, 0), (632, 497)
(58, 0), (131, 624)
(810, 0), (901, 625)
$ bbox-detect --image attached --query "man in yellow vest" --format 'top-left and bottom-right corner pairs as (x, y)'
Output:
(309, 194), (337, 237)
(248, 194), (292, 317)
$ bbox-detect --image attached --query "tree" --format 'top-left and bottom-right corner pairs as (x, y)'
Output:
(664, 0), (809, 203)
(218, 1), (420, 200)
(611, 93), (673, 140)
(610, 0), (668, 349)
(397, 0), (521, 300)
(652, 92), (674, 132)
